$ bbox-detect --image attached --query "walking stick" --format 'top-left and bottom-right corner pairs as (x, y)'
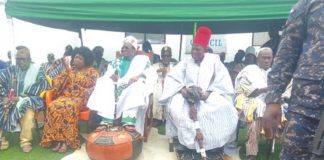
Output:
(4, 69), (17, 121)
(113, 70), (119, 126)
(189, 103), (207, 160)
(186, 86), (207, 160)
(265, 120), (278, 160)
(112, 69), (126, 127)
(4, 89), (15, 121)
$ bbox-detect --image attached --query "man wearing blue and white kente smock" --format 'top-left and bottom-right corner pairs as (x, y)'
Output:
(88, 36), (157, 134)
(160, 26), (238, 159)
(0, 46), (49, 152)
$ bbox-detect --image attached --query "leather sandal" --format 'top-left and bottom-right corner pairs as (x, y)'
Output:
(57, 143), (67, 153)
(21, 145), (32, 153)
(51, 142), (61, 152)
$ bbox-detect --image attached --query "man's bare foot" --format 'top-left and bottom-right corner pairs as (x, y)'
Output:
(51, 142), (61, 152)
(95, 123), (112, 131)
(57, 143), (67, 153)
(124, 125), (136, 132)
(0, 137), (9, 150)
(21, 145), (32, 153)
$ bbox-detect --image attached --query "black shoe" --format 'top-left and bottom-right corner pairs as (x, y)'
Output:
(247, 155), (257, 160)
(172, 137), (188, 151)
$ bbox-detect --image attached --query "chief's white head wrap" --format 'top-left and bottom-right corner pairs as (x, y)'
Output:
(123, 36), (138, 50)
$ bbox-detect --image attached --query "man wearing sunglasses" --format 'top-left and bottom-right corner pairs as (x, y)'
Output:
(152, 46), (177, 126)
(0, 46), (49, 152)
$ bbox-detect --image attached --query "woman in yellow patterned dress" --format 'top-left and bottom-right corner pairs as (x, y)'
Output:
(41, 47), (98, 153)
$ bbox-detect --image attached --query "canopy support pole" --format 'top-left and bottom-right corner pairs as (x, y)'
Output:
(193, 22), (198, 38)
(178, 34), (183, 61)
(79, 28), (84, 46)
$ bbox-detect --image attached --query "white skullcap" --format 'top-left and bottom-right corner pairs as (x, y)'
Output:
(245, 46), (256, 55)
(257, 47), (273, 57)
(123, 36), (138, 50)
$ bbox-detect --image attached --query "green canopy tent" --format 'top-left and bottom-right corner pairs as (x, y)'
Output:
(5, 0), (297, 34)
(5, 0), (297, 60)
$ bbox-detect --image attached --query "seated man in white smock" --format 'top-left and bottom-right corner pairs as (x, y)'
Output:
(160, 26), (238, 159)
(88, 36), (157, 134)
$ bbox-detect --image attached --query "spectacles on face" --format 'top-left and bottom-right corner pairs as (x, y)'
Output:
(161, 54), (172, 58)
(16, 58), (29, 62)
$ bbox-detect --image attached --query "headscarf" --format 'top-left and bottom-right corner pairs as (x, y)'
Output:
(124, 36), (138, 50)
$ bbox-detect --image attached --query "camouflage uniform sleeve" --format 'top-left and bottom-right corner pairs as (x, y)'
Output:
(265, 0), (308, 104)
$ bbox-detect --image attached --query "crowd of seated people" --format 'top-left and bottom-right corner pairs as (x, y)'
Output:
(0, 28), (286, 160)
(0, 37), (173, 153)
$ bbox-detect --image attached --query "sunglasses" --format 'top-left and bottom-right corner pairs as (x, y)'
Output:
(16, 58), (29, 61)
(161, 54), (172, 57)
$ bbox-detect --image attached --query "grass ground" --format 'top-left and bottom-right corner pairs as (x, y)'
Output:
(0, 131), (72, 160)
(0, 123), (281, 160)
(237, 128), (281, 160)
